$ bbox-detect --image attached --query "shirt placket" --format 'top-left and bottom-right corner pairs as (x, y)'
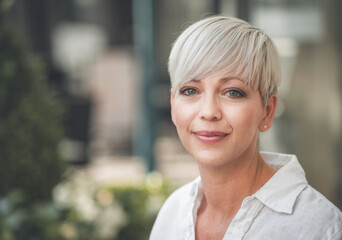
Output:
(181, 183), (202, 240)
(223, 197), (264, 240)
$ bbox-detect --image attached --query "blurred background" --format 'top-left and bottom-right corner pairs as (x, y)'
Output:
(1, 0), (342, 239)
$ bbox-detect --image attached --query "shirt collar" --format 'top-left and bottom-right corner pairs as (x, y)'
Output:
(192, 152), (308, 215)
(254, 152), (308, 214)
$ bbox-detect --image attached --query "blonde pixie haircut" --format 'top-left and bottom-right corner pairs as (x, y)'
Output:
(168, 16), (281, 106)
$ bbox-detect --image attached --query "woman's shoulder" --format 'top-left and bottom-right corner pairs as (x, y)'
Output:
(247, 184), (342, 239)
(294, 185), (342, 237)
(296, 185), (342, 219)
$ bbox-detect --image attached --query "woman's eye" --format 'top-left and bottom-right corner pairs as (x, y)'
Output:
(180, 88), (197, 96)
(225, 89), (244, 98)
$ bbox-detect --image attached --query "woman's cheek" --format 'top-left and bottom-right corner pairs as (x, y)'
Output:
(173, 103), (192, 128)
(229, 105), (260, 131)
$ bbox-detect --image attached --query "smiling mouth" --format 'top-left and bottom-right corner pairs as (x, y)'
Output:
(193, 131), (229, 142)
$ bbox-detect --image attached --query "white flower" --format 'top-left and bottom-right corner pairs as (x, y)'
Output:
(53, 181), (73, 209)
(73, 192), (100, 222)
(95, 203), (127, 239)
(53, 171), (101, 222)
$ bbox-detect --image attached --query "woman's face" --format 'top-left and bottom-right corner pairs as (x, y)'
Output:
(171, 75), (277, 168)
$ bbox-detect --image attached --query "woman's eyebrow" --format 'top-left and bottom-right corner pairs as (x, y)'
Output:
(187, 77), (243, 84)
(220, 77), (242, 82)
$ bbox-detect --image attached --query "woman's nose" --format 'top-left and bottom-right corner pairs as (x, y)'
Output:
(199, 95), (222, 121)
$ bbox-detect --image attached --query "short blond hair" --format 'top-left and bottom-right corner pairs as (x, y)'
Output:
(168, 16), (281, 106)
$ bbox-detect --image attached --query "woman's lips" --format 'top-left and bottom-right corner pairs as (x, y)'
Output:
(193, 131), (229, 142)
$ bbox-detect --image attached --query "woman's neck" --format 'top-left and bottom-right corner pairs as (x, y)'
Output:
(197, 151), (276, 220)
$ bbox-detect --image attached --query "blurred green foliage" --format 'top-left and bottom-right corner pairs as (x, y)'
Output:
(54, 171), (175, 240)
(0, 1), (65, 202)
(0, 190), (62, 240)
(0, 171), (175, 240)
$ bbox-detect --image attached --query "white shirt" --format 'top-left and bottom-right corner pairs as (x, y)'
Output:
(150, 152), (342, 240)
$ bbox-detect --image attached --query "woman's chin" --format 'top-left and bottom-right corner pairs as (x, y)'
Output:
(191, 150), (232, 168)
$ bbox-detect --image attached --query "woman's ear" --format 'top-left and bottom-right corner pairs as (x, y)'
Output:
(170, 92), (176, 126)
(259, 94), (278, 132)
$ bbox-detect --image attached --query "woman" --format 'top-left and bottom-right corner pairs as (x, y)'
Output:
(150, 16), (342, 240)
